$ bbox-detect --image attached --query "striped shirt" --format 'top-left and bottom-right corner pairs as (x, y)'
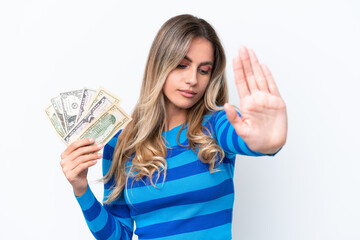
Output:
(75, 109), (278, 239)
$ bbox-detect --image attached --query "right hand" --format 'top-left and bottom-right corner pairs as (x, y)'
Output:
(60, 138), (103, 197)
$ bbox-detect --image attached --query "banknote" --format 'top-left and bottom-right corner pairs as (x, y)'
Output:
(50, 96), (67, 133)
(60, 89), (83, 132)
(77, 88), (96, 121)
(44, 104), (66, 140)
(63, 95), (113, 145)
(86, 87), (122, 112)
(46, 86), (131, 146)
(77, 103), (131, 145)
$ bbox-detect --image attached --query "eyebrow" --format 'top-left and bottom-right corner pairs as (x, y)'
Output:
(184, 55), (213, 67)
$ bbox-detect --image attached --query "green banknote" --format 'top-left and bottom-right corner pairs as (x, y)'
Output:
(45, 87), (131, 146)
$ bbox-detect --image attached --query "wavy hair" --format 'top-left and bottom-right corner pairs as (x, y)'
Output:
(103, 14), (228, 204)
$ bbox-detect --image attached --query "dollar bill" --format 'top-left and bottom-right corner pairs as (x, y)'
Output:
(45, 104), (67, 140)
(60, 89), (84, 132)
(76, 103), (131, 145)
(86, 86), (122, 112)
(77, 88), (96, 121)
(63, 96), (113, 145)
(50, 96), (67, 133)
(46, 86), (131, 146)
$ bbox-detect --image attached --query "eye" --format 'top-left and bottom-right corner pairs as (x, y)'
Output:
(198, 69), (209, 75)
(177, 64), (188, 69)
(198, 66), (212, 75)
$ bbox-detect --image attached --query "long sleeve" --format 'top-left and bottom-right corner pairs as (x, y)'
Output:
(75, 132), (134, 240)
(210, 109), (280, 157)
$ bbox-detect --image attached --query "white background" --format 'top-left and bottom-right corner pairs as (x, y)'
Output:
(0, 0), (359, 239)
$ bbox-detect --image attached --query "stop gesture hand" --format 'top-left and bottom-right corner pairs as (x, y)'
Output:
(224, 46), (287, 155)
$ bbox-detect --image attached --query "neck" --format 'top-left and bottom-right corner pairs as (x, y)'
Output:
(165, 102), (187, 131)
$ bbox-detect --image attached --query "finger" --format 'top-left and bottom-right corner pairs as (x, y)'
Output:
(66, 143), (103, 163)
(224, 103), (246, 137)
(233, 54), (249, 98)
(71, 152), (102, 171)
(248, 48), (269, 92)
(239, 46), (258, 93)
(61, 138), (94, 159)
(62, 151), (102, 176)
(62, 153), (102, 175)
(66, 160), (98, 182)
(260, 64), (280, 96)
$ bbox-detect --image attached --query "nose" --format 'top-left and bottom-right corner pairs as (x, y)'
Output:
(185, 67), (198, 85)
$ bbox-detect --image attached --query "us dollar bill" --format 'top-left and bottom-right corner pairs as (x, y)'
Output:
(76, 103), (131, 145)
(63, 96), (112, 145)
(44, 104), (67, 140)
(60, 89), (84, 132)
(50, 96), (67, 133)
(86, 86), (122, 112)
(77, 88), (96, 120)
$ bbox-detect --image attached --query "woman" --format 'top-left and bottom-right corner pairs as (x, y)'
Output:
(60, 14), (287, 239)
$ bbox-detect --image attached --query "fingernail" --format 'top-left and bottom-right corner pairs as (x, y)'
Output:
(97, 144), (103, 148)
(89, 138), (94, 143)
(98, 153), (102, 157)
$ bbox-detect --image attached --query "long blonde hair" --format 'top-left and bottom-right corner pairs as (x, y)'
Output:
(104, 14), (228, 204)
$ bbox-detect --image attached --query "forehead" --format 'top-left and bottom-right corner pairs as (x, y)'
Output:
(185, 37), (214, 63)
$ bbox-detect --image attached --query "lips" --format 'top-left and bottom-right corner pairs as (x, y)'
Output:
(178, 89), (196, 98)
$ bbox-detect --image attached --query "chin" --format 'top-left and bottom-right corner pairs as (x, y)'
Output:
(176, 101), (199, 110)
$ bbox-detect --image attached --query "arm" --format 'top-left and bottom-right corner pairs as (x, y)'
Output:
(224, 46), (287, 155)
(74, 134), (134, 239)
(60, 134), (134, 239)
(212, 109), (280, 157)
(75, 183), (133, 239)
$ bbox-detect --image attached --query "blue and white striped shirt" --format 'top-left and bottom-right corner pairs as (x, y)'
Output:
(75, 109), (278, 239)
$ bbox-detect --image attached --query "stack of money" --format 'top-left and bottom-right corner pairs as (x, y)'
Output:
(45, 87), (132, 146)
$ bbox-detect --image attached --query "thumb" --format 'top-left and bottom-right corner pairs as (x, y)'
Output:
(224, 103), (246, 137)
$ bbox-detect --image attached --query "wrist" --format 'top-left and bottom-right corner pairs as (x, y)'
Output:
(261, 146), (282, 155)
(258, 142), (284, 155)
(73, 184), (88, 197)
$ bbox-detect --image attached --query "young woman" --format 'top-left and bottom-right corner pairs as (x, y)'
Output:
(60, 14), (287, 240)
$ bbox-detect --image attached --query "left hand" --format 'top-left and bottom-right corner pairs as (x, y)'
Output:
(224, 46), (287, 155)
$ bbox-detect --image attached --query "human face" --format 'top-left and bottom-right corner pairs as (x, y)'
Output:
(163, 37), (214, 115)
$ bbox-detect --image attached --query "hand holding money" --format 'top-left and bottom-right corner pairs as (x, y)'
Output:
(60, 138), (103, 196)
(45, 86), (132, 146)
(46, 86), (132, 197)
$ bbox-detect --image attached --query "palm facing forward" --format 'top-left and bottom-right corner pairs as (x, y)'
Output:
(224, 46), (287, 155)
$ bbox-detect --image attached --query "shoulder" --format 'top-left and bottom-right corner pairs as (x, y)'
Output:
(204, 106), (242, 124)
(203, 107), (228, 126)
(102, 129), (122, 176)
(103, 129), (122, 162)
